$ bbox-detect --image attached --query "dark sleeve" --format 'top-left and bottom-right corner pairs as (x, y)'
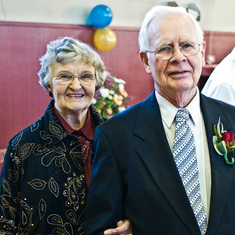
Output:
(0, 138), (21, 233)
(84, 126), (124, 235)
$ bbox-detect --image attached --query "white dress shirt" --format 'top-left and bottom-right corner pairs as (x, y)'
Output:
(155, 89), (211, 219)
(202, 47), (235, 106)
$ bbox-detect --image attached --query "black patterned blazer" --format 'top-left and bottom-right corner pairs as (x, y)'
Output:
(0, 100), (105, 234)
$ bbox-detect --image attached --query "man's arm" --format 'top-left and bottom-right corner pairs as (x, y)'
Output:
(84, 126), (125, 235)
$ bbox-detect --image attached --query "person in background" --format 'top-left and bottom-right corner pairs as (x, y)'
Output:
(202, 47), (235, 105)
(0, 37), (131, 234)
(84, 5), (235, 235)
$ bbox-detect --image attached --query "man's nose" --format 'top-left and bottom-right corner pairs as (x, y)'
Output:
(170, 46), (187, 62)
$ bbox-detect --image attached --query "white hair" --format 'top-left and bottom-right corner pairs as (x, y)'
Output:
(138, 5), (204, 51)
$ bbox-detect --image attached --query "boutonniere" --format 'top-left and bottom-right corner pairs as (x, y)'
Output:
(213, 117), (235, 165)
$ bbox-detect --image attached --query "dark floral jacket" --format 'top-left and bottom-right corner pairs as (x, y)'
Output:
(0, 100), (105, 235)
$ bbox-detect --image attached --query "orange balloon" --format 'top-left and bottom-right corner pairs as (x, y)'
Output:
(94, 28), (117, 51)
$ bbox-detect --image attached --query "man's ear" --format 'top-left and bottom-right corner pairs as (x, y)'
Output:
(139, 51), (152, 74)
(201, 41), (206, 66)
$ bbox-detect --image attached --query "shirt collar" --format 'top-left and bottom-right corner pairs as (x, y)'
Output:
(53, 103), (95, 140)
(155, 88), (200, 128)
(185, 88), (200, 125)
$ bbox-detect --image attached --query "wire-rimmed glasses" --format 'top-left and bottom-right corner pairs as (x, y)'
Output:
(53, 71), (96, 85)
(146, 41), (201, 61)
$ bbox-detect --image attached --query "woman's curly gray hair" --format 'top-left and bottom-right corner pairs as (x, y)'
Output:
(38, 37), (106, 95)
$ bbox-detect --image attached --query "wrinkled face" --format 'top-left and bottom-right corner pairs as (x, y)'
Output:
(141, 14), (205, 102)
(48, 61), (96, 116)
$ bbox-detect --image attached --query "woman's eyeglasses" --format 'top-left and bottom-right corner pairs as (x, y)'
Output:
(53, 71), (96, 85)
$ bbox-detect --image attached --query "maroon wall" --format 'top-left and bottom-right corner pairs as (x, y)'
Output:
(0, 21), (235, 149)
(204, 31), (235, 64)
(0, 21), (153, 149)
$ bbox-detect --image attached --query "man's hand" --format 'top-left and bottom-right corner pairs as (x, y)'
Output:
(104, 220), (132, 235)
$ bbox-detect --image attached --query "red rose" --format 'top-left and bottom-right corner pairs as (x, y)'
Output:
(221, 131), (235, 146)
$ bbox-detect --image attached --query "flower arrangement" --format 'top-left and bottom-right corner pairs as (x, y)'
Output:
(92, 71), (133, 118)
(213, 117), (235, 165)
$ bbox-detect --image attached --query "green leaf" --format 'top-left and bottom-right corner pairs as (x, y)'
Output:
(227, 145), (235, 153)
(214, 140), (227, 155)
(214, 124), (219, 137)
(223, 154), (235, 165)
(216, 117), (223, 138)
(212, 135), (219, 144)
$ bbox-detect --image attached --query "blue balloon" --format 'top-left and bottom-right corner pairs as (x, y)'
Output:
(89, 4), (113, 28)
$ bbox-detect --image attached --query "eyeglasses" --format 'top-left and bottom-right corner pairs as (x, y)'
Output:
(53, 71), (96, 85)
(146, 41), (201, 61)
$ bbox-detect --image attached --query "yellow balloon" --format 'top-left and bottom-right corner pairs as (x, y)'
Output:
(94, 28), (117, 51)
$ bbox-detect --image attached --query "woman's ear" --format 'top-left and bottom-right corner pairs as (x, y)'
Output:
(139, 51), (152, 74)
(47, 85), (53, 97)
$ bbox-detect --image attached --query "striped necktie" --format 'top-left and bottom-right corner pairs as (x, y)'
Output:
(173, 109), (207, 234)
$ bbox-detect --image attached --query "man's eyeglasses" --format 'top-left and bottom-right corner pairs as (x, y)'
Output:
(53, 71), (96, 85)
(146, 41), (201, 60)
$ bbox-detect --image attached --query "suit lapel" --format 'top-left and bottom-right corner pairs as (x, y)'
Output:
(132, 92), (234, 234)
(133, 91), (201, 234)
(200, 95), (234, 234)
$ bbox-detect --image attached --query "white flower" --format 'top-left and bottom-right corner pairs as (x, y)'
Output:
(92, 98), (97, 104)
(119, 84), (124, 91)
(109, 90), (115, 95)
(108, 95), (113, 100)
(100, 88), (110, 98)
(103, 71), (109, 77)
(118, 106), (126, 112)
(113, 76), (126, 84)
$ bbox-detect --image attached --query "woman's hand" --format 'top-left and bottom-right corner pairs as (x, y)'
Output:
(104, 220), (132, 235)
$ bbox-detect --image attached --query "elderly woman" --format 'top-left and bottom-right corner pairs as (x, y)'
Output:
(0, 37), (130, 234)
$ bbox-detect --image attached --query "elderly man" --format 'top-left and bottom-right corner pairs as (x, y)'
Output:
(84, 6), (235, 235)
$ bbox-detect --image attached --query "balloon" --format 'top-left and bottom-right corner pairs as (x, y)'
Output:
(89, 5), (113, 28)
(93, 28), (117, 51)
